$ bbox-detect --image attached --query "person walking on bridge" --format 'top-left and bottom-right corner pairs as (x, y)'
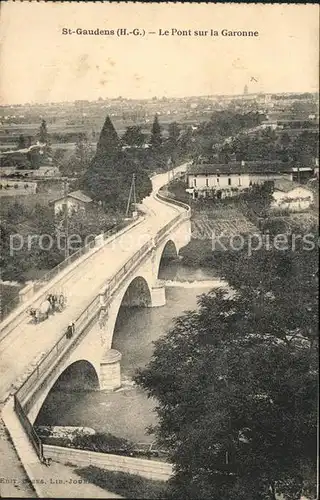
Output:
(66, 321), (75, 339)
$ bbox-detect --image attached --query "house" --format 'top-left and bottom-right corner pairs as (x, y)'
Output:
(52, 190), (93, 216)
(186, 161), (293, 199)
(0, 166), (60, 179)
(0, 142), (50, 168)
(270, 179), (314, 212)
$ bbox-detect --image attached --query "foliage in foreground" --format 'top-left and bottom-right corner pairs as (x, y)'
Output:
(135, 243), (318, 500)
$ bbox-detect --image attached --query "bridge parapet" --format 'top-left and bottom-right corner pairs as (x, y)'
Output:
(154, 190), (191, 246)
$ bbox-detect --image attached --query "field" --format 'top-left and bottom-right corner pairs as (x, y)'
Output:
(264, 212), (318, 233)
(191, 207), (259, 239)
(0, 183), (64, 211)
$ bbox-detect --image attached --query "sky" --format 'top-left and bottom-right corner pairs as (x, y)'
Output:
(0, 2), (319, 105)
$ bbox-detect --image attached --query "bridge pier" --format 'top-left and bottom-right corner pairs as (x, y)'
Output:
(100, 349), (122, 391)
(149, 282), (166, 307)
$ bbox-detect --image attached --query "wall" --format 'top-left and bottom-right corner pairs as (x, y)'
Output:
(188, 173), (250, 190)
(0, 178), (37, 195)
(0, 167), (60, 178)
(188, 173), (295, 191)
(249, 173), (291, 184)
(43, 445), (173, 481)
(19, 282), (35, 303)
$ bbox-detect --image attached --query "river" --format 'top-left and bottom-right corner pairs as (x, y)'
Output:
(35, 261), (220, 443)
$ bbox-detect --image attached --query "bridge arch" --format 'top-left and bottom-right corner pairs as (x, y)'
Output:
(120, 276), (152, 308)
(104, 274), (153, 350)
(156, 239), (179, 278)
(26, 358), (100, 425)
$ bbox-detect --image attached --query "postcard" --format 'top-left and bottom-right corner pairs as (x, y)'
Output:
(0, 2), (319, 499)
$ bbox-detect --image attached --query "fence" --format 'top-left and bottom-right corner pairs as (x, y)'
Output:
(1, 186), (189, 322)
(14, 395), (44, 462)
(34, 223), (130, 291)
(156, 189), (191, 215)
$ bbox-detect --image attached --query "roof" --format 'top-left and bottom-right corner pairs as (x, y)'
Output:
(52, 190), (92, 204)
(0, 143), (46, 157)
(0, 149), (30, 157)
(273, 179), (311, 193)
(187, 161), (291, 175)
(69, 190), (92, 202)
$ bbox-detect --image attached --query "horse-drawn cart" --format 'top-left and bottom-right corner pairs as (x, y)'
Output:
(28, 291), (67, 324)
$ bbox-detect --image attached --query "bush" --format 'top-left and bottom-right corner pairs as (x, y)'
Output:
(42, 432), (136, 457)
(72, 432), (135, 456)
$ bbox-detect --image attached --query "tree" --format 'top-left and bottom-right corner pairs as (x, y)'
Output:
(122, 126), (146, 147)
(17, 134), (26, 149)
(27, 148), (41, 169)
(0, 202), (63, 282)
(65, 206), (121, 249)
(291, 131), (319, 166)
(168, 122), (181, 144)
(150, 115), (162, 147)
(81, 115), (152, 211)
(0, 223), (28, 282)
(39, 119), (48, 143)
(279, 132), (291, 148)
(94, 115), (119, 163)
(74, 136), (94, 172)
(81, 115), (120, 203)
(135, 241), (318, 500)
(52, 148), (67, 167)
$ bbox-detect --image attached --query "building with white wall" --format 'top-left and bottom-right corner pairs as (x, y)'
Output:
(186, 161), (293, 199)
(270, 180), (314, 212)
(52, 190), (92, 216)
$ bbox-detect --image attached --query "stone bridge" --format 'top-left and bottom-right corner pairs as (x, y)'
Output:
(0, 166), (191, 465)
(23, 213), (190, 425)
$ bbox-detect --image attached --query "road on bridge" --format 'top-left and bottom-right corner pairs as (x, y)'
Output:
(0, 164), (188, 403)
